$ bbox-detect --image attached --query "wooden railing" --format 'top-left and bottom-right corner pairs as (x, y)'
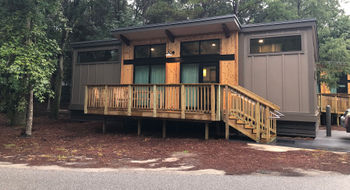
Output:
(85, 84), (280, 142)
(85, 84), (219, 121)
(318, 93), (350, 115)
(223, 85), (280, 141)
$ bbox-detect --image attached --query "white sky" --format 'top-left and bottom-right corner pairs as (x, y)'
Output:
(340, 0), (350, 15)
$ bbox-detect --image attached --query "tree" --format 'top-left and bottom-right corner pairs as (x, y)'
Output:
(0, 0), (59, 135)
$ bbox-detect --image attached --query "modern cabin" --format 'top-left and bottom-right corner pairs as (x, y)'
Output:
(70, 15), (319, 142)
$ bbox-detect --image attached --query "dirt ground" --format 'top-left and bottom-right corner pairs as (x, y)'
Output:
(1, 114), (350, 176)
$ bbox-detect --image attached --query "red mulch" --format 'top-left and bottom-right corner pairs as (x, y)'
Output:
(1, 114), (350, 176)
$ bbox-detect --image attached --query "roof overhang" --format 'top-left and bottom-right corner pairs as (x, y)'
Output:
(71, 39), (120, 49)
(112, 14), (241, 44)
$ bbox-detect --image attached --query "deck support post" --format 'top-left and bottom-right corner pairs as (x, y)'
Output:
(84, 86), (88, 114)
(102, 117), (107, 134)
(225, 85), (229, 122)
(255, 102), (260, 141)
(211, 84), (216, 120)
(205, 123), (209, 140)
(162, 120), (166, 138)
(216, 85), (221, 120)
(225, 123), (229, 140)
(265, 107), (271, 142)
(181, 85), (186, 119)
(137, 119), (141, 136)
(104, 85), (108, 115)
(153, 85), (157, 117)
(128, 85), (132, 116)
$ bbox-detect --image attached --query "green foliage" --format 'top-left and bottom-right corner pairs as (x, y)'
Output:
(0, 0), (59, 117)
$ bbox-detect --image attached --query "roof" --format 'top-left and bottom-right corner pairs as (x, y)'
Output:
(111, 14), (241, 42)
(71, 39), (121, 49)
(241, 18), (317, 32)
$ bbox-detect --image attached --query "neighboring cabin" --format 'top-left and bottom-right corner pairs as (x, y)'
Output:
(70, 15), (319, 142)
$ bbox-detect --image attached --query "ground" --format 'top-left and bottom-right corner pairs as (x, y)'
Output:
(1, 113), (350, 176)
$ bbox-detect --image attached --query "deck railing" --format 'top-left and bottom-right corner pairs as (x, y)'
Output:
(318, 93), (350, 115)
(85, 84), (219, 121)
(223, 85), (280, 141)
(85, 83), (280, 141)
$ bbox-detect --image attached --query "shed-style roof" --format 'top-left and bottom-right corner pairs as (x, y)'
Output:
(71, 39), (120, 49)
(111, 14), (241, 43)
(241, 18), (317, 32)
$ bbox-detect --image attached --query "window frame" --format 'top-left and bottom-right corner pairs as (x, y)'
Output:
(75, 47), (121, 65)
(134, 43), (166, 59)
(248, 33), (304, 56)
(133, 43), (166, 84)
(76, 48), (120, 65)
(180, 39), (220, 57)
(180, 61), (219, 83)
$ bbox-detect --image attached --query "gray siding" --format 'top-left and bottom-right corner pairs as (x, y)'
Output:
(239, 28), (317, 122)
(70, 45), (121, 110)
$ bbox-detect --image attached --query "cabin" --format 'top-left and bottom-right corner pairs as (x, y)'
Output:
(70, 15), (319, 142)
(318, 73), (350, 125)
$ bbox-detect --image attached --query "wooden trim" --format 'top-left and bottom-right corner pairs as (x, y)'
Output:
(120, 34), (130, 46)
(165, 29), (175, 43)
(222, 23), (231, 38)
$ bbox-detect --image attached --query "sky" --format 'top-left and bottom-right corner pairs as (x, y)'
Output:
(340, 0), (350, 15)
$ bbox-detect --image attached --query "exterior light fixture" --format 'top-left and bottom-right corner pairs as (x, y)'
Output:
(150, 48), (155, 51)
(211, 43), (216, 47)
(166, 50), (175, 57)
(258, 39), (264, 44)
(203, 68), (207, 77)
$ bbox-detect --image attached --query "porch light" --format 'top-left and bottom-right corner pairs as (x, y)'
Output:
(258, 39), (264, 44)
(150, 47), (155, 51)
(211, 43), (216, 47)
(166, 50), (175, 57)
(203, 68), (207, 77)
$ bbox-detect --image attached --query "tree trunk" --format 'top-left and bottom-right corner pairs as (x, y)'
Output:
(25, 89), (34, 136)
(50, 55), (63, 119)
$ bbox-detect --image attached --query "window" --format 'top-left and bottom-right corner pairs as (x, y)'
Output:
(337, 73), (348, 93)
(250, 35), (301, 54)
(181, 39), (220, 56)
(134, 44), (166, 59)
(78, 49), (119, 63)
(181, 63), (218, 83)
(134, 65), (165, 84)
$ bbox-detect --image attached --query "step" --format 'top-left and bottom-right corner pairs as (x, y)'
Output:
(244, 125), (254, 129)
(236, 120), (246, 125)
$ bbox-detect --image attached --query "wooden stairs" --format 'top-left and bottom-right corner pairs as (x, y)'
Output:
(221, 85), (281, 143)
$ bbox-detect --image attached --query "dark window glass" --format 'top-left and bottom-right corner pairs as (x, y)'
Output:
(181, 41), (199, 56)
(134, 44), (165, 58)
(250, 35), (301, 54)
(78, 50), (119, 63)
(337, 73), (348, 93)
(200, 40), (220, 55)
(150, 44), (166, 58)
(134, 45), (150, 59)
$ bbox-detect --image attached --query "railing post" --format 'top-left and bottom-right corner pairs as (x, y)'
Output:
(104, 85), (108, 115)
(255, 102), (260, 141)
(153, 85), (157, 117)
(225, 85), (229, 122)
(216, 85), (221, 121)
(84, 86), (88, 114)
(181, 84), (186, 119)
(128, 85), (132, 116)
(265, 107), (270, 142)
(211, 84), (215, 121)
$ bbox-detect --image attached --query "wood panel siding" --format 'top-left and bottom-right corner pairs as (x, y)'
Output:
(70, 45), (121, 110)
(120, 32), (238, 86)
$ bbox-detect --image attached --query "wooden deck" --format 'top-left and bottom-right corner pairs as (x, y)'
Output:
(85, 84), (281, 143)
(318, 93), (350, 115)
